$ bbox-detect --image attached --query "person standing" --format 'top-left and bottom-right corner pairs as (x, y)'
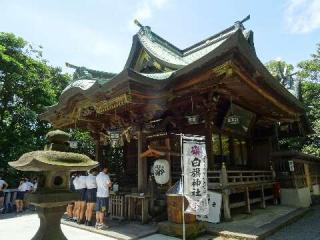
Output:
(95, 167), (112, 229)
(74, 172), (87, 224)
(15, 178), (28, 213)
(32, 178), (38, 192)
(72, 173), (81, 222)
(0, 176), (8, 212)
(66, 173), (76, 221)
(85, 169), (97, 226)
(23, 178), (34, 210)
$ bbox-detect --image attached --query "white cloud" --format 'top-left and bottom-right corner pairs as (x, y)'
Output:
(129, 0), (170, 30)
(284, 0), (320, 34)
(135, 3), (152, 22)
(152, 0), (169, 9)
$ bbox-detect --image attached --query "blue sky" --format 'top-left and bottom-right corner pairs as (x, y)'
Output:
(1, 0), (320, 73)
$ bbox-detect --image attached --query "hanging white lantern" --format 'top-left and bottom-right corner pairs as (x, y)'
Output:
(153, 159), (170, 185)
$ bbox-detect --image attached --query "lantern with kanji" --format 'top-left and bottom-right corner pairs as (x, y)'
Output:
(153, 159), (170, 185)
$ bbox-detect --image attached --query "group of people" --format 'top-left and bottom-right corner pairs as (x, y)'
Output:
(1, 167), (111, 229)
(0, 176), (37, 214)
(66, 167), (111, 230)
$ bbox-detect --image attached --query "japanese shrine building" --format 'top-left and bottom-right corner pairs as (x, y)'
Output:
(40, 16), (318, 220)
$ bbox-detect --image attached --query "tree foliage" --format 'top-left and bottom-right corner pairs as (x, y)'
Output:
(266, 44), (320, 157)
(69, 129), (95, 158)
(265, 60), (295, 88)
(0, 32), (71, 185)
(298, 43), (320, 83)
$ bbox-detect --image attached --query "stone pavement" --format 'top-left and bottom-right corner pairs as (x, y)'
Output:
(205, 205), (308, 239)
(0, 205), (312, 240)
(0, 213), (115, 240)
(61, 216), (158, 240)
(267, 205), (320, 240)
(0, 211), (231, 240)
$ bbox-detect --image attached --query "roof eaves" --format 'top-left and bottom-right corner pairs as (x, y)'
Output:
(124, 34), (142, 69)
(234, 32), (305, 112)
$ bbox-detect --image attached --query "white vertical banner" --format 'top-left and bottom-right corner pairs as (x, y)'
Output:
(182, 135), (209, 215)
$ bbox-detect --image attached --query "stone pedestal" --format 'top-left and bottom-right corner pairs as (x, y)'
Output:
(32, 206), (67, 240)
(158, 221), (205, 239)
(26, 191), (79, 240)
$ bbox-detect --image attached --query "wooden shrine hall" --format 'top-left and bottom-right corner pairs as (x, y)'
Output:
(40, 16), (314, 221)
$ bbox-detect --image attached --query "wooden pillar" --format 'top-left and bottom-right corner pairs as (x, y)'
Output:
(165, 137), (172, 186)
(137, 131), (147, 192)
(261, 184), (266, 209)
(245, 187), (251, 214)
(206, 121), (213, 170)
(95, 139), (103, 165)
(221, 162), (231, 220)
(137, 131), (144, 192)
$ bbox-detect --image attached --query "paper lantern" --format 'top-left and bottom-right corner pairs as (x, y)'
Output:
(153, 159), (170, 185)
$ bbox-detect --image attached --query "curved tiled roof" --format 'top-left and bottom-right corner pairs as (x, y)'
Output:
(134, 23), (249, 70)
(40, 18), (307, 127)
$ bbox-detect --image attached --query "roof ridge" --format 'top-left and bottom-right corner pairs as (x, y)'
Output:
(182, 24), (236, 54)
(139, 26), (182, 56)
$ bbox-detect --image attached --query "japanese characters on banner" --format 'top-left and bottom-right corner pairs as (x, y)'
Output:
(182, 135), (209, 215)
(153, 159), (170, 185)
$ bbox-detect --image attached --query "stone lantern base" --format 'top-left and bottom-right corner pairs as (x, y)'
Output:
(32, 206), (67, 240)
(27, 192), (79, 240)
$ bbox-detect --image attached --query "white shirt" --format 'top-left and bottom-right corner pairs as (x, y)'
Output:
(73, 176), (81, 190)
(77, 175), (87, 189)
(85, 174), (97, 189)
(25, 181), (34, 191)
(18, 182), (29, 192)
(96, 172), (111, 198)
(0, 179), (7, 190)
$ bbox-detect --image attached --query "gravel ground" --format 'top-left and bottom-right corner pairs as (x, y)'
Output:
(267, 205), (320, 240)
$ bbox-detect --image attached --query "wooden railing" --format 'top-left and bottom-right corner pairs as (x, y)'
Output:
(206, 170), (274, 190)
(173, 169), (274, 189)
(172, 165), (276, 221)
(226, 170), (274, 185)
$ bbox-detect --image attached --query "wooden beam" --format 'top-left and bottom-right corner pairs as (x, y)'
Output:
(231, 63), (299, 118)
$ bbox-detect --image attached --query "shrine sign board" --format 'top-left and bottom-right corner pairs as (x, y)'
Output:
(182, 135), (209, 215)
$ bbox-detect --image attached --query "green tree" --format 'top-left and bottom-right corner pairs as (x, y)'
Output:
(265, 44), (320, 157)
(298, 43), (320, 83)
(0, 32), (71, 185)
(69, 129), (95, 157)
(298, 44), (320, 156)
(265, 60), (295, 88)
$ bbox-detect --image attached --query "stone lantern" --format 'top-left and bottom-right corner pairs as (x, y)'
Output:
(9, 130), (98, 240)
